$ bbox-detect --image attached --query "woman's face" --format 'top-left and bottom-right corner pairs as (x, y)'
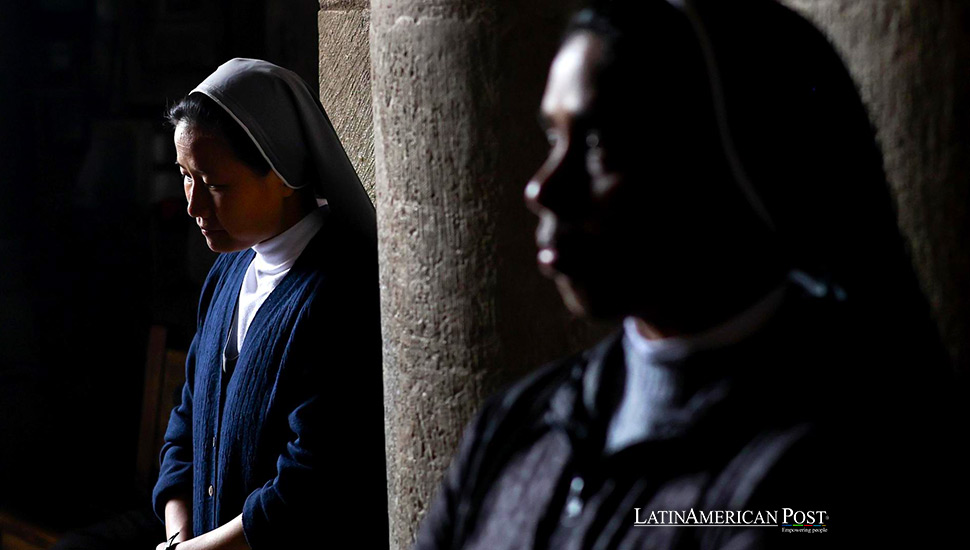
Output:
(525, 32), (746, 320)
(175, 122), (294, 253)
(525, 32), (650, 318)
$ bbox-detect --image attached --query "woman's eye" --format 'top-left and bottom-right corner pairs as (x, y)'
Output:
(181, 173), (192, 182)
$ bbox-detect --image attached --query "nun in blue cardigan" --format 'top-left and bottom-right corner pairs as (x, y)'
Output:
(152, 59), (386, 550)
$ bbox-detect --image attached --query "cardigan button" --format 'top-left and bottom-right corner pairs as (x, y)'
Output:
(564, 476), (584, 519)
(208, 484), (215, 497)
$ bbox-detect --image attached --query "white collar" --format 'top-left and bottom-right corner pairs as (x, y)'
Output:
(251, 206), (327, 272)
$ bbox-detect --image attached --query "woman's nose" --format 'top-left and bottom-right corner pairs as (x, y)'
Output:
(524, 176), (546, 216)
(525, 147), (580, 217)
(185, 181), (210, 218)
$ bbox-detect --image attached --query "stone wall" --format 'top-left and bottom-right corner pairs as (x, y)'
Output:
(319, 0), (376, 198)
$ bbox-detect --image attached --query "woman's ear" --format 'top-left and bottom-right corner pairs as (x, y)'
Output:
(268, 170), (296, 197)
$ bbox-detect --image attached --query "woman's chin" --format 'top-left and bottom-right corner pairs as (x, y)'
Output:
(202, 232), (247, 253)
(554, 272), (639, 321)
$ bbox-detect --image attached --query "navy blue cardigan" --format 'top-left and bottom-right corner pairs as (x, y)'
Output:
(152, 211), (387, 549)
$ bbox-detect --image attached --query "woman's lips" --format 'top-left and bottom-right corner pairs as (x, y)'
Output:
(536, 215), (598, 279)
(537, 228), (596, 281)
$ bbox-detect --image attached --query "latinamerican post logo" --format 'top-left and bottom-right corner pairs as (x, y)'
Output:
(633, 508), (828, 533)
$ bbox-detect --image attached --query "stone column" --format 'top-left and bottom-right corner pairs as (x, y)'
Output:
(780, 0), (970, 375)
(319, 0), (376, 198)
(370, 1), (595, 547)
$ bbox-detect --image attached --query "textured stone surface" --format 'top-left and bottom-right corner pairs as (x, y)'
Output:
(319, 6), (375, 198)
(781, 0), (970, 373)
(320, 0), (368, 9)
(370, 1), (595, 547)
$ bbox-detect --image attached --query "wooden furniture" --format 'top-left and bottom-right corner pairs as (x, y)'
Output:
(136, 326), (188, 493)
(0, 513), (58, 550)
(0, 326), (187, 550)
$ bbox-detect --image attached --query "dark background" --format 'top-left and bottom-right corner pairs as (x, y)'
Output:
(0, 0), (318, 529)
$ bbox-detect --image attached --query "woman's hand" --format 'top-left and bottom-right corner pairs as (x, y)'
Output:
(164, 497), (192, 542)
(155, 514), (250, 550)
(157, 497), (191, 550)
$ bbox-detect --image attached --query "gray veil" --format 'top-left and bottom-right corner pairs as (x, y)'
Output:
(190, 58), (376, 242)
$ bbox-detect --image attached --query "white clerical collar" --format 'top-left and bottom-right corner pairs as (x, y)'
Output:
(251, 206), (327, 271)
(623, 280), (789, 364)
